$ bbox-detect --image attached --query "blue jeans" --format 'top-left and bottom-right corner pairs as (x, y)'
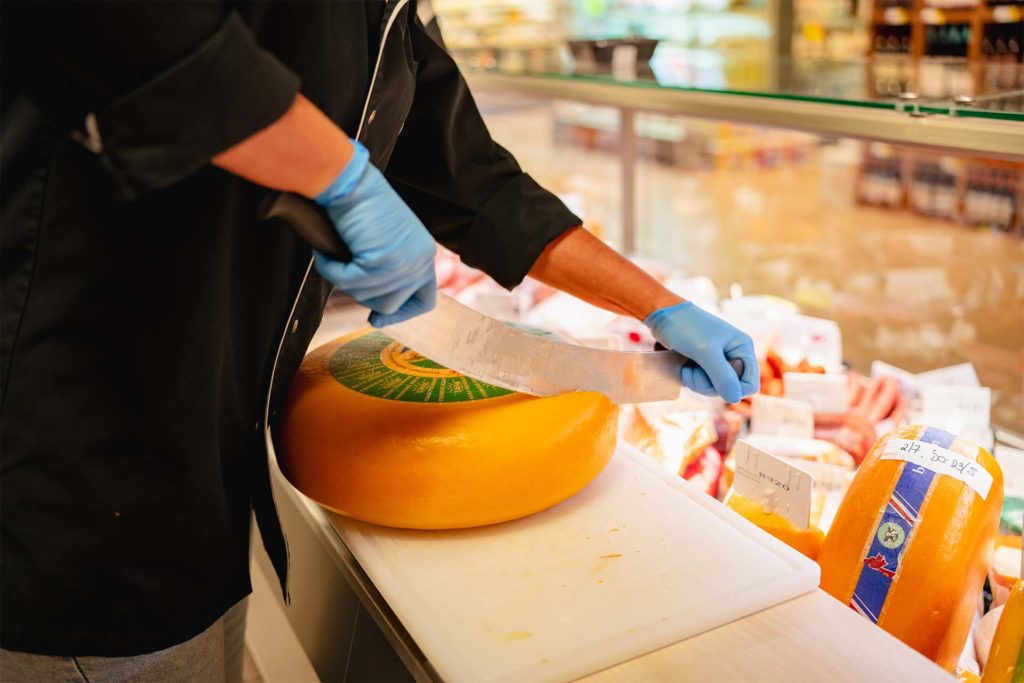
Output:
(0, 599), (248, 683)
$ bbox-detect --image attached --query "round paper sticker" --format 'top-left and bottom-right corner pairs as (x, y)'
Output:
(877, 521), (906, 550)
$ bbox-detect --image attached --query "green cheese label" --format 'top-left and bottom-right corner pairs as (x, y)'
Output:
(329, 331), (513, 403)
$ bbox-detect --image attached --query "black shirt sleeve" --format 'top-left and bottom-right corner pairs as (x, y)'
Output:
(384, 15), (582, 290)
(7, 1), (300, 200)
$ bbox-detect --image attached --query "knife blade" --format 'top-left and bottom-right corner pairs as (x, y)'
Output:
(261, 192), (741, 403)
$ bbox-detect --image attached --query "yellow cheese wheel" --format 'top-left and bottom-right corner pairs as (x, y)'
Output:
(982, 580), (1024, 683)
(819, 425), (1003, 671)
(726, 493), (825, 560)
(279, 329), (619, 529)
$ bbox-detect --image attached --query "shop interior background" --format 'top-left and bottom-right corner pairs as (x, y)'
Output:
(405, 0), (1024, 432)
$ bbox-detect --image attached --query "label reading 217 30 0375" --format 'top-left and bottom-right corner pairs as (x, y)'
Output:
(881, 438), (993, 501)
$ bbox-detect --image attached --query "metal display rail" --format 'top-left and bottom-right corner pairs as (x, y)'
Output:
(464, 70), (1024, 252)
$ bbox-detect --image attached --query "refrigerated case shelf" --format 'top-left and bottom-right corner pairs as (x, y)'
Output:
(464, 68), (1024, 159)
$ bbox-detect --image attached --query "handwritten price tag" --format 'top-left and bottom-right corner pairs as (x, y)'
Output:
(916, 362), (980, 388)
(733, 440), (812, 528)
(783, 372), (848, 414)
(751, 395), (815, 439)
(882, 438), (993, 500)
(871, 360), (920, 399)
(921, 385), (991, 446)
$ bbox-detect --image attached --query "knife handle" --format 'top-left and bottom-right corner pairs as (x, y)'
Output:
(654, 342), (745, 378)
(260, 192), (353, 262)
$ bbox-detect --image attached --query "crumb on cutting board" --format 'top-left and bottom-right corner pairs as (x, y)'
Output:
(502, 631), (533, 641)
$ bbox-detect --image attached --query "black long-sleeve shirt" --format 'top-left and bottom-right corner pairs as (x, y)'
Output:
(1, 0), (579, 656)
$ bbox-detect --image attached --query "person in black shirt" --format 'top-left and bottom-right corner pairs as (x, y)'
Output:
(1, 2), (758, 679)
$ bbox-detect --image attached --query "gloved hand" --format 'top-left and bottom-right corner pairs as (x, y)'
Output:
(313, 140), (437, 328)
(644, 301), (760, 404)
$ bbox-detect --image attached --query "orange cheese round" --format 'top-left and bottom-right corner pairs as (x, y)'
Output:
(726, 493), (824, 560)
(279, 329), (619, 529)
(818, 425), (1003, 670)
(982, 580), (1024, 683)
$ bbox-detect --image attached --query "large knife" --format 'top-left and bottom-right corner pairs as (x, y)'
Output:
(262, 192), (740, 404)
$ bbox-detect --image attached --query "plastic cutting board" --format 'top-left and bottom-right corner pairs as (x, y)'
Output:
(330, 442), (820, 682)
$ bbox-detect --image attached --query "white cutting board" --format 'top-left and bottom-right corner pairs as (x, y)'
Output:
(329, 443), (819, 683)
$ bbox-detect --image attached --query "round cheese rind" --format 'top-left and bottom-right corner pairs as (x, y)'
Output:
(280, 329), (619, 529)
(726, 493), (824, 560)
(818, 424), (1003, 671)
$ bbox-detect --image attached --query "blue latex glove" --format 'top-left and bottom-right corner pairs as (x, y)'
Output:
(644, 301), (760, 404)
(313, 140), (437, 328)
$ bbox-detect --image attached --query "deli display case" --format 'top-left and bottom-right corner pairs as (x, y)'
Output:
(245, 2), (1024, 681)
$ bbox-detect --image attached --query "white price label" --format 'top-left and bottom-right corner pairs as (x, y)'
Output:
(733, 440), (812, 528)
(916, 362), (980, 388)
(995, 445), (1024, 500)
(921, 385), (991, 445)
(751, 395), (815, 439)
(785, 459), (855, 495)
(882, 438), (993, 501)
(774, 315), (843, 372)
(783, 372), (848, 414)
(871, 360), (920, 399)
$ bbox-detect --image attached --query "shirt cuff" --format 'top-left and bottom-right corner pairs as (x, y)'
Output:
(94, 12), (300, 200)
(457, 173), (582, 290)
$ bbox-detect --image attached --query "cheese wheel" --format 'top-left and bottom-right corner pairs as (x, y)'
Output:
(726, 493), (825, 560)
(982, 580), (1024, 683)
(958, 669), (983, 683)
(279, 329), (618, 529)
(819, 425), (1003, 670)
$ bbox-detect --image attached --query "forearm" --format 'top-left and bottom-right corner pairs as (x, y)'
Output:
(212, 94), (352, 198)
(528, 227), (683, 320)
